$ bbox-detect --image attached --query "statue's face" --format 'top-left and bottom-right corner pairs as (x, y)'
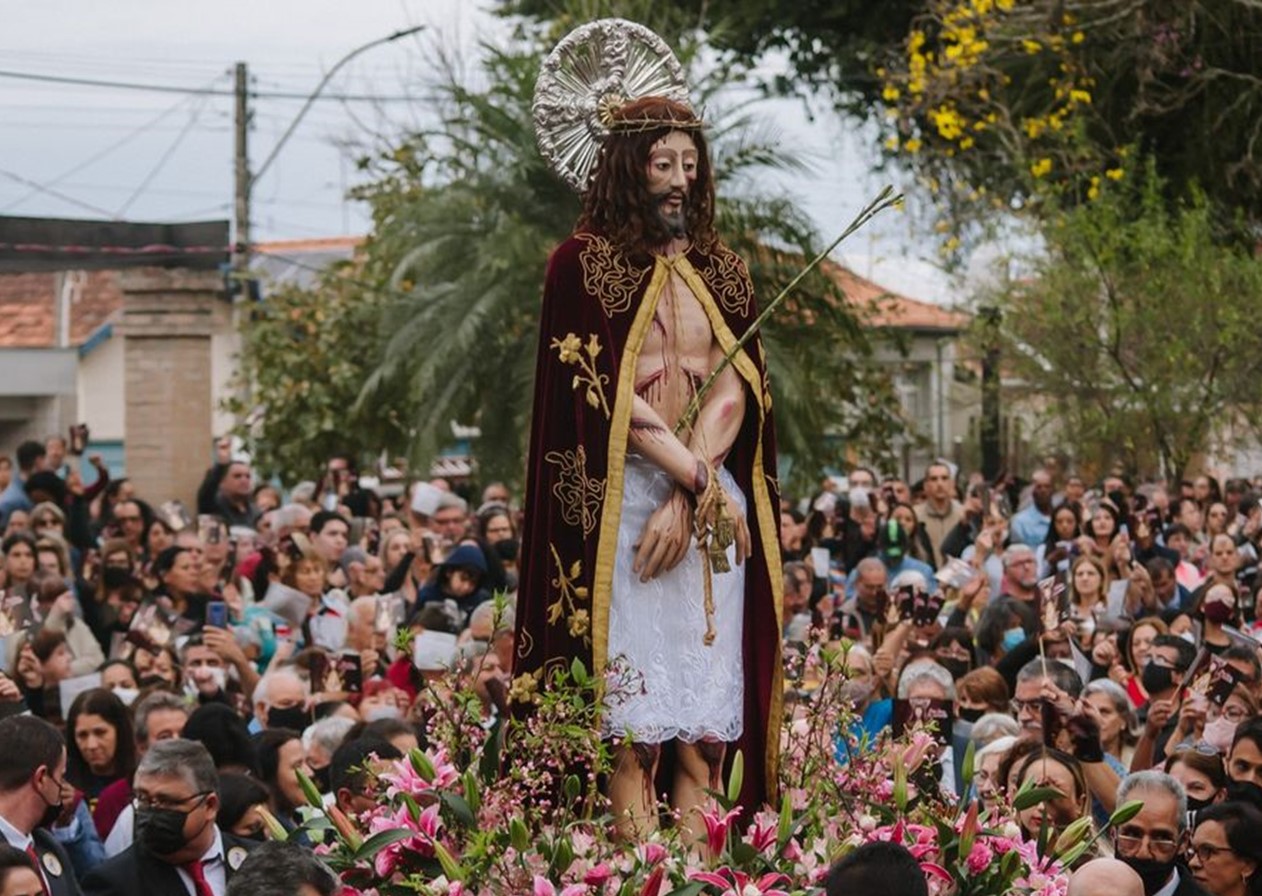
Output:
(644, 130), (698, 237)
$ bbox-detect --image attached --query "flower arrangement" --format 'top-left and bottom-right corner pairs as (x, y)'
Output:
(279, 627), (1138, 896)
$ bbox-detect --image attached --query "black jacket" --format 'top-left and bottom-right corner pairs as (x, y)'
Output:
(82, 831), (257, 896)
(24, 829), (81, 896)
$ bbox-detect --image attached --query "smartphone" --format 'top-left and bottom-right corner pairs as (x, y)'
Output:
(205, 600), (228, 629)
(68, 423), (88, 455)
(336, 652), (363, 693)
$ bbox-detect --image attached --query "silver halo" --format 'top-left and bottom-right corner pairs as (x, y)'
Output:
(533, 18), (692, 193)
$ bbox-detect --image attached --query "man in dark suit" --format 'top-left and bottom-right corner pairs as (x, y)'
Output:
(1112, 770), (1212, 896)
(83, 740), (256, 896)
(0, 716), (81, 896)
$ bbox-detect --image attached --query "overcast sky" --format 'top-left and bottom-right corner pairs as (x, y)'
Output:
(1, 1), (958, 303)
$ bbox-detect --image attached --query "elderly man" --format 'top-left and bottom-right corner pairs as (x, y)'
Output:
(251, 669), (310, 733)
(84, 740), (256, 896)
(1111, 771), (1209, 896)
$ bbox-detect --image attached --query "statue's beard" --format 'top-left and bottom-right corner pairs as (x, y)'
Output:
(652, 188), (688, 239)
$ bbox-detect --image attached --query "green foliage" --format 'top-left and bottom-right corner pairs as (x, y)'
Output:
(225, 264), (410, 484)
(995, 158), (1262, 479)
(353, 7), (907, 491)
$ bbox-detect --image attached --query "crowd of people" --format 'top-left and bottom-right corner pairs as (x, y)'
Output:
(1, 427), (1262, 895)
(786, 462), (1262, 896)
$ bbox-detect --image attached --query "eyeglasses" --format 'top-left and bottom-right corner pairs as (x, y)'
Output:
(1190, 842), (1236, 864)
(114, 515), (142, 524)
(1116, 828), (1180, 859)
(132, 790), (211, 812)
(1011, 698), (1044, 714)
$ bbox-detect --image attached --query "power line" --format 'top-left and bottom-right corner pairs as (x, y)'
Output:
(0, 68), (420, 101)
(115, 93), (213, 216)
(1, 80), (221, 213)
(0, 168), (116, 218)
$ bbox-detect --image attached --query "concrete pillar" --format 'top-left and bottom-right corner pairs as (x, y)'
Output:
(117, 268), (222, 509)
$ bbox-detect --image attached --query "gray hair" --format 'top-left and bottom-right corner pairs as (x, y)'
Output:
(854, 557), (886, 578)
(136, 739), (217, 795)
(1083, 678), (1141, 741)
(971, 713), (1020, 745)
(1002, 544), (1035, 568)
(1118, 771), (1189, 833)
(974, 734), (1017, 767)
(436, 492), (468, 514)
(302, 715), (356, 755)
(897, 659), (956, 700)
(133, 692), (189, 745)
(889, 569), (931, 595)
(252, 668), (310, 707)
(1017, 657), (1084, 698)
(226, 840), (338, 896)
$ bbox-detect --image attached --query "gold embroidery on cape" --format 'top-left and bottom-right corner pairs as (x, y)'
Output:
(577, 233), (649, 317)
(545, 544), (591, 644)
(696, 244), (754, 317)
(544, 446), (605, 537)
(552, 332), (611, 419)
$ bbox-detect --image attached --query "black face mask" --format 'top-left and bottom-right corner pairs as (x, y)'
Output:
(309, 764), (331, 794)
(1118, 855), (1175, 896)
(958, 706), (986, 724)
(102, 567), (132, 589)
(135, 806), (191, 856)
(1186, 794), (1213, 813)
(1226, 778), (1262, 811)
(36, 784), (62, 830)
(266, 705), (311, 733)
(938, 657), (971, 680)
(1141, 663), (1175, 695)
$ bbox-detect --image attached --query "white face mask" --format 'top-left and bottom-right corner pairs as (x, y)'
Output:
(112, 687), (139, 706)
(363, 705), (401, 722)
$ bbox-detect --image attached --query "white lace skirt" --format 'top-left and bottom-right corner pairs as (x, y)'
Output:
(601, 455), (745, 744)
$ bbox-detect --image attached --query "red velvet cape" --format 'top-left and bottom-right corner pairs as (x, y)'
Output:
(512, 229), (784, 809)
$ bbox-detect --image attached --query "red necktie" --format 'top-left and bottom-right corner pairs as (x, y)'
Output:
(24, 844), (49, 896)
(184, 859), (215, 896)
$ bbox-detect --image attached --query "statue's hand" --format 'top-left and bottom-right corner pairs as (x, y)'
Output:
(724, 489), (751, 566)
(633, 488), (694, 582)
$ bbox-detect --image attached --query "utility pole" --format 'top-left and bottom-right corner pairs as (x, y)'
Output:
(979, 305), (1002, 481)
(233, 61), (250, 283)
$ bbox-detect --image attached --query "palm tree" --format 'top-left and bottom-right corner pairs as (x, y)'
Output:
(357, 13), (905, 491)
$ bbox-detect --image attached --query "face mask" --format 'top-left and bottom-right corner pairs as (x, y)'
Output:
(135, 806), (191, 856)
(112, 687), (139, 706)
(1226, 778), (1262, 811)
(1203, 717), (1238, 754)
(1186, 794), (1213, 813)
(36, 781), (62, 830)
(1117, 855), (1174, 896)
(1002, 627), (1026, 653)
(958, 706), (985, 723)
(838, 679), (874, 706)
(1141, 663), (1175, 695)
(309, 764), (331, 793)
(102, 567), (132, 589)
(266, 704), (311, 732)
(938, 657), (970, 680)
(1204, 601), (1234, 624)
(363, 705), (402, 722)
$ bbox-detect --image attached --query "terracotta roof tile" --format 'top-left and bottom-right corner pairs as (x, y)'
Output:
(0, 269), (121, 348)
(823, 260), (970, 332)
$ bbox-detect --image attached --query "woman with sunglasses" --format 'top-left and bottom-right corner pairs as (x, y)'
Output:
(1189, 801), (1262, 896)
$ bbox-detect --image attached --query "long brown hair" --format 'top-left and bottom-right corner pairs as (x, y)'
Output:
(577, 97), (716, 259)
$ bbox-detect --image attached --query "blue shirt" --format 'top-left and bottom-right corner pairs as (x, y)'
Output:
(1010, 503), (1051, 547)
(0, 479), (31, 529)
